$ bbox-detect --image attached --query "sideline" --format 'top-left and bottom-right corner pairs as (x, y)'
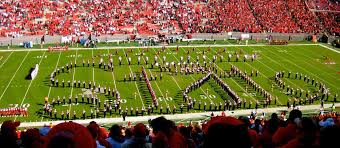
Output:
(0, 44), (319, 52)
(6, 103), (340, 128)
(319, 44), (340, 54)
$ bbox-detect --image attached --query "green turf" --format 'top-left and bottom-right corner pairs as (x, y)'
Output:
(0, 44), (339, 123)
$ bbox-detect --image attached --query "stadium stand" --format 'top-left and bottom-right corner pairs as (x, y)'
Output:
(0, 110), (340, 148)
(0, 0), (339, 38)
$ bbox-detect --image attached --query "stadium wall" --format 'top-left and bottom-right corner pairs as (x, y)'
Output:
(0, 33), (321, 47)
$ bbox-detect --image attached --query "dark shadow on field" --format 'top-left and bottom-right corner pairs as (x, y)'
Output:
(25, 68), (35, 80)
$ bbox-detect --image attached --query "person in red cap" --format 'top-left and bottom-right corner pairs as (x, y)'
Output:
(202, 116), (252, 148)
(0, 120), (20, 148)
(44, 121), (96, 148)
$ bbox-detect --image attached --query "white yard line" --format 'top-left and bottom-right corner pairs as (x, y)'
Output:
(279, 46), (339, 80)
(122, 49), (145, 108)
(185, 47), (257, 102)
(137, 48), (171, 107)
(148, 69), (169, 107)
(42, 52), (62, 122)
(106, 49), (117, 89)
(0, 51), (13, 69)
(266, 46), (339, 90)
(0, 51), (30, 101)
(16, 51), (47, 121)
(47, 52), (62, 98)
(166, 47), (214, 104)
(68, 50), (78, 112)
(92, 49), (95, 82)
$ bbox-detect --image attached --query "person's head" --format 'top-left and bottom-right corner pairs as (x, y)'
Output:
(271, 113), (278, 120)
(124, 128), (133, 139)
(45, 122), (96, 148)
(109, 124), (122, 139)
(21, 128), (44, 148)
(288, 109), (302, 122)
(238, 116), (251, 128)
(133, 123), (148, 138)
(150, 116), (172, 135)
(203, 117), (251, 148)
(296, 117), (317, 146)
(179, 126), (191, 138)
(87, 122), (100, 139)
(1, 120), (20, 137)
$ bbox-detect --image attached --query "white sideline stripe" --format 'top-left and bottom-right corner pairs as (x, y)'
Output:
(0, 51), (13, 69)
(106, 49), (117, 89)
(47, 52), (62, 98)
(0, 51), (30, 101)
(15, 51), (47, 121)
(10, 103), (340, 128)
(0, 44), (319, 52)
(319, 44), (340, 54)
(69, 50), (78, 112)
(122, 49), (145, 108)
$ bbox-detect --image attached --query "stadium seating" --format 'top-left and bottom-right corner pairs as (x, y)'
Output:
(0, 0), (339, 38)
(0, 110), (339, 148)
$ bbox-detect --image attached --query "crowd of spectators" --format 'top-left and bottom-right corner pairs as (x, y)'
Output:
(0, 0), (339, 38)
(286, 0), (322, 34)
(0, 109), (340, 148)
(306, 0), (340, 11)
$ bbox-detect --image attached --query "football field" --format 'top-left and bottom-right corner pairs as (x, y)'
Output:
(0, 44), (339, 123)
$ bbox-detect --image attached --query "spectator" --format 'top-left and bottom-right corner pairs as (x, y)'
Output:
(202, 116), (252, 148)
(178, 126), (195, 148)
(273, 109), (302, 147)
(87, 122), (107, 148)
(0, 120), (20, 148)
(45, 122), (96, 148)
(255, 113), (280, 148)
(106, 124), (124, 148)
(121, 128), (133, 146)
(151, 116), (187, 148)
(320, 124), (340, 147)
(251, 119), (263, 134)
(279, 117), (319, 148)
(121, 123), (152, 148)
(21, 128), (44, 148)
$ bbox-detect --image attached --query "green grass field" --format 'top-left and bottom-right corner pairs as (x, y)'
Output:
(0, 44), (339, 123)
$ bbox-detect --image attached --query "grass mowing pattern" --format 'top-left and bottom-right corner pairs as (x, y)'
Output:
(0, 45), (339, 122)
